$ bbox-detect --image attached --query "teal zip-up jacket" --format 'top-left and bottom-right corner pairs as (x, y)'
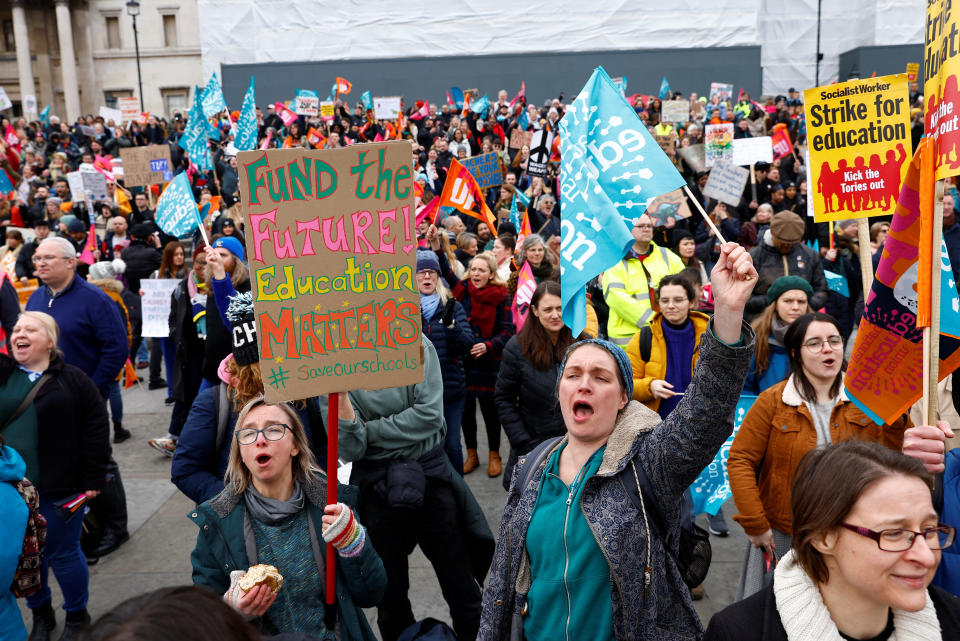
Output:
(189, 474), (386, 641)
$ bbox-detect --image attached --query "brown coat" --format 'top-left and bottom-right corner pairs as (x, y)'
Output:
(728, 374), (911, 536)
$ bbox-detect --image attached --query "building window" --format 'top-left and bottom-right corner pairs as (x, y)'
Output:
(162, 14), (178, 47)
(2, 20), (13, 52)
(106, 16), (120, 49)
(162, 88), (188, 118)
(104, 90), (133, 109)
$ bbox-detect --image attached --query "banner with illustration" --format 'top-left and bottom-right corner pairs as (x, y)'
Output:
(804, 74), (911, 223)
(238, 141), (422, 402)
(704, 123), (734, 167)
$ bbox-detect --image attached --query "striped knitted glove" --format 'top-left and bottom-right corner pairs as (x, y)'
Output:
(322, 503), (366, 557)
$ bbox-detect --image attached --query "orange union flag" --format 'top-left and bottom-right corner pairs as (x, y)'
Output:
(336, 77), (352, 95)
(438, 158), (498, 235)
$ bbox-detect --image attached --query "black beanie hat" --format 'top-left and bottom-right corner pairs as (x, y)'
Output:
(226, 292), (259, 366)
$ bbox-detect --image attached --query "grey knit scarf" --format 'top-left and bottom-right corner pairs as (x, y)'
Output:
(244, 482), (304, 525)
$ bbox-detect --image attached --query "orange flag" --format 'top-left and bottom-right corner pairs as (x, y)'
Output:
(917, 136), (936, 328)
(123, 359), (139, 389)
(438, 158), (497, 236)
(336, 77), (352, 95)
(306, 127), (327, 149)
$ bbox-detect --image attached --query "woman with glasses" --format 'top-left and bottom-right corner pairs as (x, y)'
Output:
(706, 440), (960, 640)
(190, 396), (386, 640)
(728, 312), (914, 600)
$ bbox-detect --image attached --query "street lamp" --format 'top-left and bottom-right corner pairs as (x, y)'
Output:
(126, 0), (144, 112)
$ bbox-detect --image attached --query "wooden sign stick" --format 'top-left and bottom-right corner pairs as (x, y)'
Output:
(922, 180), (945, 425)
(683, 185), (727, 244)
(856, 218), (873, 295)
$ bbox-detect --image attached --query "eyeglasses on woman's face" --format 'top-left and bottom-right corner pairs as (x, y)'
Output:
(841, 523), (956, 552)
(802, 336), (843, 351)
(235, 423), (290, 445)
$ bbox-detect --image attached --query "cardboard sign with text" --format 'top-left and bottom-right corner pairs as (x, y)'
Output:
(142, 279), (182, 337)
(459, 152), (503, 188)
(119, 145), (174, 187)
(118, 97), (140, 123)
(660, 100), (689, 123)
(805, 74), (910, 222)
(731, 136), (773, 166)
(702, 162), (749, 207)
(509, 128), (533, 150)
(704, 123), (734, 167)
(645, 188), (691, 225)
(374, 96), (402, 121)
(238, 141), (423, 402)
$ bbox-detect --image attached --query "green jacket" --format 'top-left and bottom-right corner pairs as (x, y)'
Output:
(189, 475), (385, 641)
(339, 337), (446, 462)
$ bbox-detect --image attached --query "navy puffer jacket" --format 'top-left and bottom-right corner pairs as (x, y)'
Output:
(420, 296), (475, 401)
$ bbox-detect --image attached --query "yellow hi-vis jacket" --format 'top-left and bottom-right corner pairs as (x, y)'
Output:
(601, 243), (686, 344)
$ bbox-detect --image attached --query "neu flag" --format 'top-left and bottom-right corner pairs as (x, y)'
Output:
(450, 87), (464, 109)
(659, 77), (671, 99)
(691, 396), (758, 516)
(509, 193), (522, 231)
(361, 91), (373, 111)
(234, 77), (258, 152)
(438, 158), (498, 236)
(845, 136), (960, 425)
(511, 262), (537, 331)
(471, 94), (490, 116)
(179, 86), (214, 171)
(558, 66), (685, 335)
(200, 72), (228, 118)
(40, 105), (49, 127)
(155, 172), (202, 237)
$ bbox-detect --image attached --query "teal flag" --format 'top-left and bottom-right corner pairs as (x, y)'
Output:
(155, 172), (201, 237)
(178, 86), (214, 171)
(200, 72), (228, 118)
(40, 105), (50, 127)
(234, 77), (257, 152)
(690, 396), (758, 516)
(659, 77), (671, 99)
(361, 91), (373, 110)
(824, 270), (850, 297)
(471, 94), (490, 115)
(509, 194), (521, 231)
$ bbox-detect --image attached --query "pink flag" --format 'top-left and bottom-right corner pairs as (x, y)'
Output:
(79, 224), (97, 265)
(373, 132), (384, 142)
(4, 125), (19, 147)
(415, 198), (439, 227)
(259, 129), (274, 150)
(511, 262), (536, 330)
(274, 102), (297, 127)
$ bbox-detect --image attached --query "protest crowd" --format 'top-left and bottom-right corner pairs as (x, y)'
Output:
(3, 58), (960, 641)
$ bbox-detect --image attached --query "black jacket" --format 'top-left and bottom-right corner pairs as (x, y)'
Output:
(704, 583), (960, 641)
(0, 354), (110, 497)
(747, 231), (829, 315)
(120, 240), (161, 292)
(169, 277), (205, 401)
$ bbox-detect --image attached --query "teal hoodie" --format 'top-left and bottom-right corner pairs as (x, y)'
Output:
(338, 337), (446, 462)
(0, 445), (28, 641)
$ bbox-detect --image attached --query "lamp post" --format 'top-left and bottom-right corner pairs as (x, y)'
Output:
(126, 0), (144, 112)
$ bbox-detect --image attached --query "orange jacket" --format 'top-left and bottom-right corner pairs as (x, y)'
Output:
(728, 375), (910, 536)
(624, 311), (711, 412)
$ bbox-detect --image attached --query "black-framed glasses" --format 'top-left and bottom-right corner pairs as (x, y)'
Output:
(802, 336), (844, 351)
(841, 523), (956, 551)
(235, 423), (290, 445)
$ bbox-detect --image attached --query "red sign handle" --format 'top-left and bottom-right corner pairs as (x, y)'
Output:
(325, 392), (339, 605)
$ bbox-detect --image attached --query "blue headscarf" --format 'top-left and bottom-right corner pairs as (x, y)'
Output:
(557, 338), (634, 400)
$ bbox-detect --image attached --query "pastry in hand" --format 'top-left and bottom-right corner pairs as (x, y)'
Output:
(237, 564), (283, 595)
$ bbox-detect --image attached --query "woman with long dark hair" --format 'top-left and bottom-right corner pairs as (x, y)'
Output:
(744, 276), (812, 395)
(148, 241), (187, 402)
(728, 312), (913, 600)
(495, 281), (578, 489)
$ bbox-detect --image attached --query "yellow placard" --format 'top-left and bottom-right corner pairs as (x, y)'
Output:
(804, 74), (911, 223)
(926, 0), (960, 179)
(906, 62), (919, 83)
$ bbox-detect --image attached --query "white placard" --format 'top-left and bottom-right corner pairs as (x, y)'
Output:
(99, 106), (123, 125)
(141, 279), (182, 337)
(23, 94), (36, 116)
(702, 162), (749, 207)
(731, 136), (773, 166)
(294, 94), (319, 116)
(373, 96), (401, 120)
(118, 97), (140, 123)
(0, 88), (12, 111)
(79, 168), (108, 201)
(660, 100), (689, 123)
(65, 171), (85, 202)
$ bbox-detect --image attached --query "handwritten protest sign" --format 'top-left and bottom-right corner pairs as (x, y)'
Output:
(0, 88), (12, 111)
(80, 169), (108, 201)
(660, 100), (688, 123)
(731, 136), (773, 166)
(805, 74), (910, 222)
(459, 152), (502, 188)
(655, 131), (678, 155)
(141, 279), (182, 337)
(238, 141), (422, 402)
(702, 162), (749, 206)
(118, 97), (140, 123)
(295, 90), (319, 116)
(66, 171), (85, 202)
(645, 189), (691, 225)
(704, 123), (734, 167)
(119, 145), (174, 187)
(373, 96), (401, 120)
(710, 82), (734, 102)
(509, 128), (532, 150)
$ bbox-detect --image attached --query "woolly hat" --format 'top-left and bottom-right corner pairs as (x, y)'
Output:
(766, 275), (814, 305)
(88, 259), (126, 281)
(60, 214), (77, 228)
(416, 249), (440, 273)
(130, 223), (154, 240)
(226, 292), (258, 366)
(769, 212), (805, 243)
(212, 235), (245, 262)
(47, 196), (62, 208)
(558, 338), (634, 400)
(671, 229), (694, 252)
(66, 218), (86, 233)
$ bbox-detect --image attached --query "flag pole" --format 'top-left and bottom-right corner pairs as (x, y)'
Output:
(325, 392), (339, 605)
(856, 218), (873, 295)
(683, 185), (727, 244)
(922, 180), (944, 425)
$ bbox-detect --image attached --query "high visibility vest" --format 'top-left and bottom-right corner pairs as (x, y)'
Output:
(601, 245), (686, 344)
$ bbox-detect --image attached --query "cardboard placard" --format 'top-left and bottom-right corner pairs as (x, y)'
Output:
(710, 82), (734, 102)
(80, 169), (108, 201)
(295, 90), (319, 116)
(702, 162), (749, 207)
(66, 171), (85, 202)
(141, 279), (182, 337)
(704, 123), (734, 167)
(656, 131), (678, 154)
(691, 101), (706, 118)
(119, 145), (174, 187)
(678, 144), (707, 173)
(660, 100), (689, 123)
(118, 97), (140, 123)
(645, 188), (691, 225)
(731, 136), (773, 166)
(99, 106), (123, 126)
(527, 129), (553, 177)
(458, 152), (502, 188)
(509, 128), (532, 150)
(373, 96), (402, 121)
(237, 141), (423, 402)
(804, 74), (910, 222)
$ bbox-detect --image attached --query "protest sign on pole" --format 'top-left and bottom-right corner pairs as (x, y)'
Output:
(702, 162), (749, 206)
(704, 123), (734, 167)
(527, 130), (553, 177)
(906, 62), (920, 83)
(0, 88), (12, 111)
(23, 94), (36, 118)
(373, 96), (401, 120)
(119, 145), (174, 187)
(65, 171), (85, 202)
(709, 82), (734, 102)
(118, 97), (140, 123)
(660, 100), (689, 123)
(99, 106), (123, 125)
(731, 136), (773, 166)
(319, 101), (335, 122)
(237, 140), (422, 402)
(294, 89), (319, 116)
(804, 74), (911, 222)
(459, 152), (503, 188)
(770, 125), (795, 160)
(141, 279), (182, 337)
(79, 169), (108, 201)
